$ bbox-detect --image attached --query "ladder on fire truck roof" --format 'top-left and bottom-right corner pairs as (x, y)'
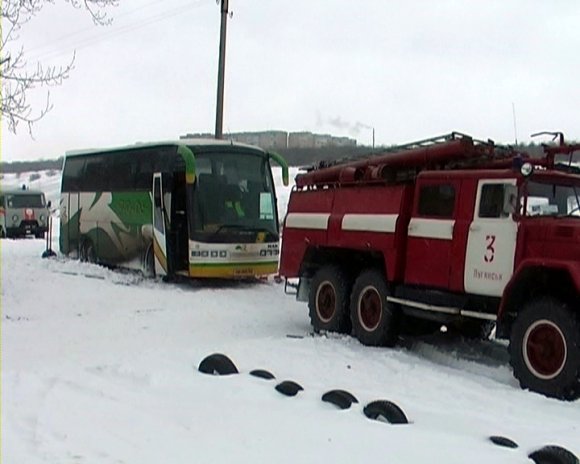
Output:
(303, 132), (501, 172)
(296, 132), (519, 188)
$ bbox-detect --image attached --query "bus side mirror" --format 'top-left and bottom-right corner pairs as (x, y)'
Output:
(47, 200), (52, 209)
(268, 151), (289, 186)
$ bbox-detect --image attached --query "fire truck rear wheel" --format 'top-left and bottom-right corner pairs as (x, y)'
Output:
(350, 269), (399, 347)
(509, 297), (580, 400)
(308, 266), (352, 334)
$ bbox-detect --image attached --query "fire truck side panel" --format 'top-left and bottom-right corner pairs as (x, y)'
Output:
(327, 184), (411, 281)
(448, 177), (478, 292)
(280, 189), (334, 277)
(404, 177), (462, 289)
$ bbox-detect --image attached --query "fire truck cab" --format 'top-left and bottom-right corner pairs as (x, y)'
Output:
(279, 132), (580, 400)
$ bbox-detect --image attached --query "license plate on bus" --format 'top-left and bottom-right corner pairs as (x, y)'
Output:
(234, 267), (253, 276)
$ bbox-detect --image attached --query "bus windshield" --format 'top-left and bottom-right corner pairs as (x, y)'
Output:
(526, 180), (580, 217)
(191, 151), (279, 243)
(6, 194), (46, 208)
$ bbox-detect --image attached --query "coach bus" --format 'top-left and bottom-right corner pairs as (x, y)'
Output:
(60, 139), (289, 279)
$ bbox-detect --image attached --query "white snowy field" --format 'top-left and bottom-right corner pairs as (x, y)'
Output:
(1, 170), (579, 464)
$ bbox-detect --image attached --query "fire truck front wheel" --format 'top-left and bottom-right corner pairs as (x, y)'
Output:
(350, 269), (399, 347)
(509, 298), (580, 400)
(308, 266), (352, 334)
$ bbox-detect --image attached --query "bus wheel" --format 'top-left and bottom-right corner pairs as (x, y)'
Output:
(350, 269), (399, 347)
(509, 298), (580, 400)
(308, 265), (351, 334)
(143, 245), (155, 278)
(80, 239), (97, 264)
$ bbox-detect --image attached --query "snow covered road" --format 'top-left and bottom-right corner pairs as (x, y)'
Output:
(2, 239), (579, 464)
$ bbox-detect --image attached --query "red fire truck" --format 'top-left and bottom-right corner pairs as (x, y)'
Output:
(279, 132), (580, 400)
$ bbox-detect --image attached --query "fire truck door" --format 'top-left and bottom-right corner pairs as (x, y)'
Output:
(464, 179), (518, 297)
(405, 181), (459, 289)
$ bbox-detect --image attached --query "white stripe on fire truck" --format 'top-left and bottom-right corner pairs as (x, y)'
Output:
(407, 218), (455, 240)
(341, 214), (398, 233)
(285, 213), (330, 230)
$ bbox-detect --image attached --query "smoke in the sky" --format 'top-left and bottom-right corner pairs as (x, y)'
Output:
(316, 112), (373, 136)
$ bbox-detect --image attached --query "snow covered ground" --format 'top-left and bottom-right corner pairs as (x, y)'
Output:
(2, 170), (579, 464)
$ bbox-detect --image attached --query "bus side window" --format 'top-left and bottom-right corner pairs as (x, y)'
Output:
(108, 152), (136, 191)
(134, 149), (159, 190)
(62, 157), (86, 191)
(83, 156), (109, 191)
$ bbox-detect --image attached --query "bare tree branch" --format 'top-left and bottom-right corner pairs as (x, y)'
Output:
(1, 0), (118, 134)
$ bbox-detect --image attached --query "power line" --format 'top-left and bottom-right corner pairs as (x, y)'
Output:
(25, 0), (179, 55)
(27, 0), (207, 63)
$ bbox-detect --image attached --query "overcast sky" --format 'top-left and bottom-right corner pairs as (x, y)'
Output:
(2, 0), (579, 162)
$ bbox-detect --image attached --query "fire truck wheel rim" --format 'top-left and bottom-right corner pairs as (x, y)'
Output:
(316, 281), (337, 323)
(358, 286), (382, 331)
(523, 319), (567, 380)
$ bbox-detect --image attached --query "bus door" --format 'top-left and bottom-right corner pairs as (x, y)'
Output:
(152, 173), (169, 276)
(65, 192), (80, 257)
(0, 195), (5, 237)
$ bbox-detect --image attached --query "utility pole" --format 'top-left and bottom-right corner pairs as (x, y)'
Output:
(215, 0), (229, 139)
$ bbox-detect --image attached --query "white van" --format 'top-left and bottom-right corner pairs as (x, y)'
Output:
(0, 187), (51, 238)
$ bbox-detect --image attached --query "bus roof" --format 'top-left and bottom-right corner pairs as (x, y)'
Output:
(65, 138), (268, 157)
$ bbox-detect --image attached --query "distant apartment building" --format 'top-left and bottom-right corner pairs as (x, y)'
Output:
(287, 131), (314, 149)
(180, 130), (356, 150)
(233, 131), (288, 150)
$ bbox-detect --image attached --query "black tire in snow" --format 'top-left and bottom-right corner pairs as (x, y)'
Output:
(274, 380), (303, 397)
(528, 445), (579, 464)
(249, 369), (275, 380)
(350, 269), (400, 347)
(489, 436), (519, 449)
(321, 389), (359, 410)
(198, 353), (239, 376)
(363, 400), (408, 424)
(508, 298), (580, 400)
(308, 265), (352, 334)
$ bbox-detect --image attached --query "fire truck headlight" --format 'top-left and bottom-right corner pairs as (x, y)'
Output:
(12, 214), (19, 223)
(521, 162), (534, 178)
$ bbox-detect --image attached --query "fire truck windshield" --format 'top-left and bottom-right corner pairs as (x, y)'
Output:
(526, 181), (580, 217)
